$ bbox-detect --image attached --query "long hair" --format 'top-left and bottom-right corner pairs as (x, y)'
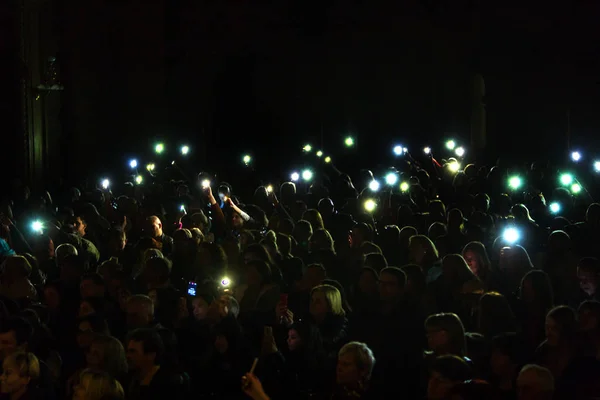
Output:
(425, 313), (467, 356)
(477, 292), (517, 338)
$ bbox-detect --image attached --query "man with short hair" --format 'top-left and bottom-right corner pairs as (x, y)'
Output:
(126, 328), (185, 400)
(80, 273), (106, 299)
(146, 216), (173, 256)
(126, 295), (156, 332)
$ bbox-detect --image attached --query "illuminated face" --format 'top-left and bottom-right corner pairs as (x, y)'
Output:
(287, 329), (302, 352)
(463, 250), (480, 276)
(232, 213), (244, 229)
(578, 267), (599, 296)
(192, 297), (209, 321)
(0, 359), (29, 395)
(74, 217), (86, 237)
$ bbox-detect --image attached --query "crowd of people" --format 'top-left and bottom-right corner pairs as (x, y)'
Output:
(1, 152), (600, 400)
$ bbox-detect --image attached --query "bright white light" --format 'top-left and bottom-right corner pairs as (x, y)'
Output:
(303, 144), (312, 152)
(549, 202), (561, 214)
(503, 227), (520, 244)
(324, 156), (332, 163)
(423, 147), (431, 154)
(291, 172), (300, 182)
(221, 277), (231, 287)
(201, 179), (211, 189)
(400, 182), (410, 192)
(180, 205), (185, 212)
(571, 151), (582, 162)
(393, 145), (404, 156)
(135, 175), (143, 185)
(101, 179), (110, 189)
(302, 170), (313, 181)
(385, 173), (398, 185)
(181, 145), (190, 155)
(129, 159), (138, 168)
(146, 163), (155, 172)
(369, 180), (380, 191)
(446, 140), (456, 150)
(316, 150), (323, 157)
(243, 155), (252, 165)
(266, 185), (273, 193)
(31, 221), (43, 232)
(594, 161), (600, 172)
(455, 147), (465, 157)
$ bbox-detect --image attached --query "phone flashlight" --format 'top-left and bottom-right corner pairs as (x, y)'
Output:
(303, 144), (312, 153)
(290, 172), (300, 182)
(455, 147), (465, 157)
(508, 176), (523, 190)
(135, 175), (143, 185)
(502, 227), (520, 244)
(31, 220), (43, 234)
(101, 179), (110, 190)
(302, 169), (313, 182)
(393, 145), (403, 156)
(266, 185), (273, 193)
(364, 199), (376, 213)
(549, 202), (561, 214)
(181, 145), (190, 155)
(324, 156), (332, 164)
(423, 147), (431, 155)
(180, 204), (186, 212)
(221, 277), (231, 287)
(571, 151), (581, 162)
(385, 173), (398, 185)
(400, 182), (410, 192)
(448, 161), (460, 173)
(201, 179), (211, 189)
(445, 140), (456, 150)
(316, 150), (323, 157)
(368, 180), (380, 192)
(129, 159), (138, 168)
(560, 174), (573, 186)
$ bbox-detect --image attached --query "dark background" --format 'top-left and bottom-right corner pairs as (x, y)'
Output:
(2, 0), (600, 185)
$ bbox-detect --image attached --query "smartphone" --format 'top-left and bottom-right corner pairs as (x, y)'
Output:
(187, 281), (197, 296)
(279, 294), (288, 308)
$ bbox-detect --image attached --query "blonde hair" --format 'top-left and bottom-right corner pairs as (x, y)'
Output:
(78, 369), (124, 400)
(3, 352), (40, 380)
(90, 335), (128, 378)
(311, 284), (345, 317)
(338, 342), (376, 380)
(425, 313), (467, 356)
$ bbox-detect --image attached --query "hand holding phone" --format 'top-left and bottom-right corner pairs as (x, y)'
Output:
(187, 281), (197, 296)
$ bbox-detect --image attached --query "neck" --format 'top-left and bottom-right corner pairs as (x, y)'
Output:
(138, 364), (160, 385)
(10, 387), (27, 400)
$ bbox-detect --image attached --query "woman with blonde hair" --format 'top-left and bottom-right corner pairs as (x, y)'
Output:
(302, 209), (325, 231)
(282, 284), (348, 358)
(73, 369), (124, 400)
(0, 352), (40, 400)
(408, 235), (441, 283)
(0, 255), (37, 301)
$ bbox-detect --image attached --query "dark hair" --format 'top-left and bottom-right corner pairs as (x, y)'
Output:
(81, 297), (106, 316)
(521, 270), (554, 312)
(491, 332), (528, 366)
(401, 264), (426, 295)
(145, 257), (172, 284)
(76, 314), (110, 335)
(126, 328), (164, 364)
(547, 305), (577, 343)
(0, 317), (33, 346)
(365, 253), (388, 272)
(380, 267), (407, 289)
(579, 257), (600, 275)
(430, 355), (472, 382)
(81, 273), (105, 287)
(288, 320), (324, 367)
(246, 260), (272, 285)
